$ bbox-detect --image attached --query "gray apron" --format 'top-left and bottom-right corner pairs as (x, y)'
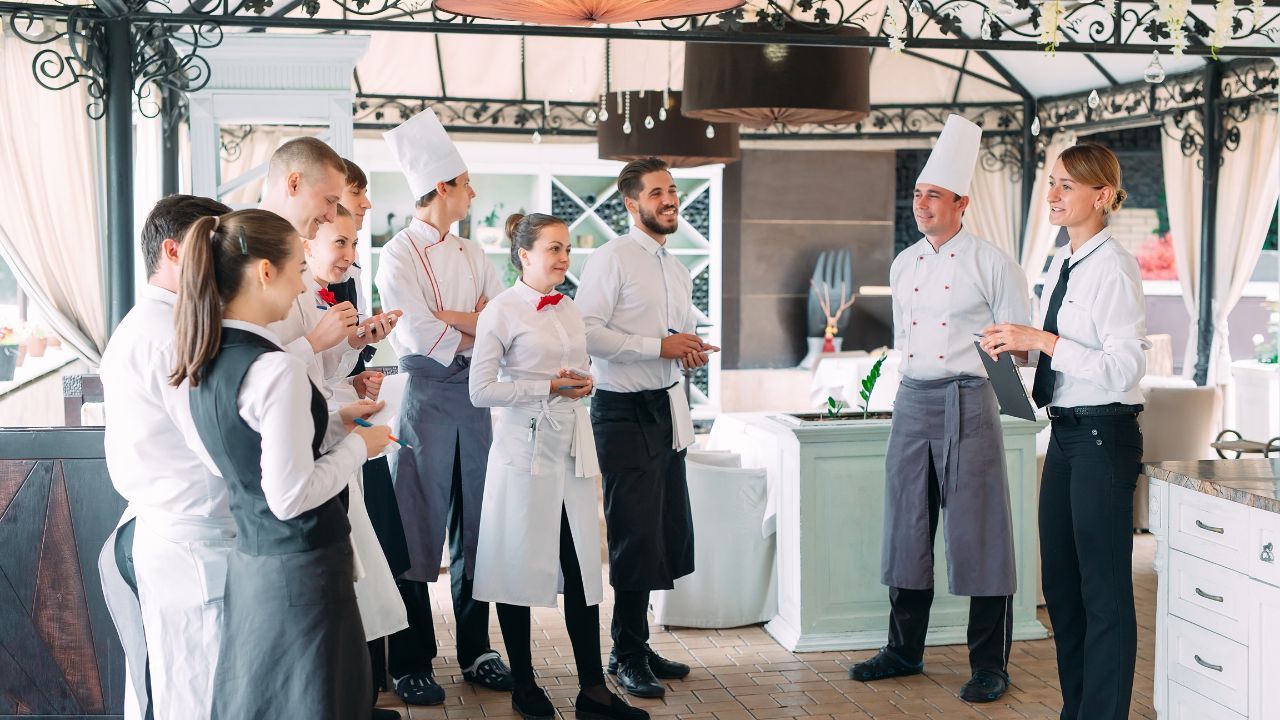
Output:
(392, 354), (492, 583)
(881, 376), (1016, 597)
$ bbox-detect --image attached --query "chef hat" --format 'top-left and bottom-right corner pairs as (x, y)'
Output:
(915, 114), (983, 197)
(383, 108), (468, 199)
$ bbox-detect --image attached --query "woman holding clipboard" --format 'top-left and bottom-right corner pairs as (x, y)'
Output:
(468, 213), (648, 720)
(980, 142), (1148, 720)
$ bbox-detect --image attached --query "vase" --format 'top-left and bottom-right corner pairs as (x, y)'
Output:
(27, 336), (47, 358)
(0, 345), (18, 381)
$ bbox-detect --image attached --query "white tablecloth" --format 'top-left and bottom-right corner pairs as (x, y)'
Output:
(705, 413), (789, 537)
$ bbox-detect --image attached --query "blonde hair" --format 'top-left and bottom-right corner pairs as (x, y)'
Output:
(1059, 143), (1128, 214)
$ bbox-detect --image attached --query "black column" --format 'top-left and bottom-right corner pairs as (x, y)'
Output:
(104, 16), (134, 335)
(1019, 98), (1036, 253)
(1193, 63), (1221, 387)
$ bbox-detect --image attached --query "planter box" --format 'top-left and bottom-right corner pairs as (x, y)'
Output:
(756, 413), (1049, 651)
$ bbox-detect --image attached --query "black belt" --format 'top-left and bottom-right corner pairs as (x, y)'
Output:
(1047, 403), (1143, 419)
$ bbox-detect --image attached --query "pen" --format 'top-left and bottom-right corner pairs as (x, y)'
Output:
(353, 417), (412, 449)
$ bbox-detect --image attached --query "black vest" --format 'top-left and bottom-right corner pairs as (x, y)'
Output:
(189, 327), (350, 555)
(328, 277), (375, 375)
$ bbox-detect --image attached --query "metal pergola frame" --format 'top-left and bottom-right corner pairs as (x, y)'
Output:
(2, 0), (1278, 385)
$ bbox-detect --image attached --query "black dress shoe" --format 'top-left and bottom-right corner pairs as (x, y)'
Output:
(463, 651), (515, 691)
(607, 647), (691, 680)
(614, 656), (665, 699)
(847, 648), (924, 682)
(511, 684), (556, 720)
(959, 669), (1009, 703)
(575, 688), (650, 720)
(372, 708), (403, 720)
(393, 672), (446, 706)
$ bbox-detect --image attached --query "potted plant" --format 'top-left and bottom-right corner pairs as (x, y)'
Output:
(25, 326), (48, 358)
(476, 203), (506, 246)
(0, 326), (20, 381)
(784, 353), (891, 423)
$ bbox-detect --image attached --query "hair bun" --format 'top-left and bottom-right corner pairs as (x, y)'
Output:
(505, 213), (526, 241)
(1111, 187), (1128, 212)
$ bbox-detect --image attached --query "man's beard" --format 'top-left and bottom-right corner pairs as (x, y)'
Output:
(639, 205), (678, 236)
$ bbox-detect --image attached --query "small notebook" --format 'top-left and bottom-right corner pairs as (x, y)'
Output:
(973, 341), (1038, 421)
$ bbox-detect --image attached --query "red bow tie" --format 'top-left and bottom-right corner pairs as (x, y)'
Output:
(317, 288), (337, 307)
(536, 293), (564, 311)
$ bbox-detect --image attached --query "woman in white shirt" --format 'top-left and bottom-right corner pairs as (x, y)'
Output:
(470, 213), (647, 720)
(981, 143), (1147, 720)
(170, 209), (393, 720)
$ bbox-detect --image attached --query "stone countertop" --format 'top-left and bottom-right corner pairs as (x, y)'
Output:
(1145, 460), (1280, 513)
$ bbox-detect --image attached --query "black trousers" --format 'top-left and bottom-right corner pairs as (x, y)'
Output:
(1040, 413), (1142, 720)
(886, 451), (1013, 675)
(611, 589), (651, 661)
(496, 507), (606, 691)
(373, 445), (492, 682)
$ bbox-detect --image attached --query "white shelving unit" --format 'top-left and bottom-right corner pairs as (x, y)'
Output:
(351, 139), (724, 409)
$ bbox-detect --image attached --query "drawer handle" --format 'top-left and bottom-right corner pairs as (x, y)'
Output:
(1195, 519), (1225, 534)
(1263, 542), (1274, 563)
(1194, 655), (1223, 673)
(1194, 587), (1224, 603)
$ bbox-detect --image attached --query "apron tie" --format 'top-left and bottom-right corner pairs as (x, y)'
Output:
(529, 398), (562, 476)
(570, 404), (600, 477)
(940, 380), (963, 507)
(667, 384), (695, 451)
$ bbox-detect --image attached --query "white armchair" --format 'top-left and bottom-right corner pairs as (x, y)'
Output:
(651, 457), (776, 628)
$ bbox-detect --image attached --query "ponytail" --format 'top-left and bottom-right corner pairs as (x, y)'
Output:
(170, 209), (299, 387)
(171, 215), (224, 387)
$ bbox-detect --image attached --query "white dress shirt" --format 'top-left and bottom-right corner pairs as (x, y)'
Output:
(469, 280), (590, 408)
(222, 320), (367, 521)
(374, 218), (506, 366)
(267, 272), (362, 402)
(101, 284), (229, 520)
(575, 227), (696, 393)
(1039, 228), (1149, 407)
(891, 228), (1031, 381)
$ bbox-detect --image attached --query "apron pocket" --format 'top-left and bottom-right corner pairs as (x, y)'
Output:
(281, 546), (354, 607)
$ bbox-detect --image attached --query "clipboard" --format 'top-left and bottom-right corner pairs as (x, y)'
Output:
(973, 341), (1038, 421)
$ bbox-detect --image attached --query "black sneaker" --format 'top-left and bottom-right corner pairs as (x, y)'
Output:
(847, 648), (924, 682)
(393, 672), (445, 706)
(959, 669), (1009, 703)
(575, 688), (650, 720)
(463, 651), (514, 691)
(372, 708), (403, 720)
(607, 647), (691, 680)
(614, 655), (664, 698)
(512, 684), (555, 720)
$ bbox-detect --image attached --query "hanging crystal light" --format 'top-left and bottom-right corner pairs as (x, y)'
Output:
(1088, 89), (1100, 109)
(1030, 116), (1041, 136)
(981, 14), (992, 41)
(909, 0), (922, 14)
(644, 115), (655, 129)
(659, 107), (668, 121)
(706, 125), (715, 139)
(597, 90), (739, 168)
(586, 108), (598, 124)
(622, 91), (631, 134)
(598, 94), (609, 123)
(1144, 51), (1166, 84)
(532, 130), (542, 144)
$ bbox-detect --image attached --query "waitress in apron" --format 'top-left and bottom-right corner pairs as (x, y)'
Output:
(170, 209), (393, 719)
(469, 212), (647, 720)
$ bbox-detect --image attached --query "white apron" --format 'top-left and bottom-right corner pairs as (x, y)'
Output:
(131, 507), (236, 720)
(473, 399), (603, 608)
(348, 472), (409, 641)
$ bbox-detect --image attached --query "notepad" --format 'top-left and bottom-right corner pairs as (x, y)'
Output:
(366, 372), (409, 429)
(973, 341), (1038, 421)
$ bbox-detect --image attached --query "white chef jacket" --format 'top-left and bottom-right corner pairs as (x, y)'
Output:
(1038, 228), (1149, 407)
(891, 228), (1031, 381)
(101, 284), (228, 519)
(267, 272), (362, 403)
(374, 218), (506, 366)
(222, 320), (367, 521)
(575, 227), (696, 393)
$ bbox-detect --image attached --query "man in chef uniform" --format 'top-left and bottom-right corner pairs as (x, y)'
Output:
(99, 193), (234, 720)
(848, 115), (1030, 704)
(575, 157), (714, 699)
(375, 108), (513, 705)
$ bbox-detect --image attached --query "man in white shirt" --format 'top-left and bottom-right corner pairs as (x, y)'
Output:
(575, 157), (715, 699)
(99, 194), (233, 720)
(375, 109), (512, 705)
(849, 116), (1030, 704)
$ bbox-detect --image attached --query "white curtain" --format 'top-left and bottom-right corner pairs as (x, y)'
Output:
(1163, 109), (1280, 383)
(1019, 132), (1075, 287)
(219, 126), (290, 206)
(0, 27), (106, 363)
(968, 144), (1021, 260)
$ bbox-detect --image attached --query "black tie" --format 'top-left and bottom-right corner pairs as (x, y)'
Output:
(1032, 257), (1073, 408)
